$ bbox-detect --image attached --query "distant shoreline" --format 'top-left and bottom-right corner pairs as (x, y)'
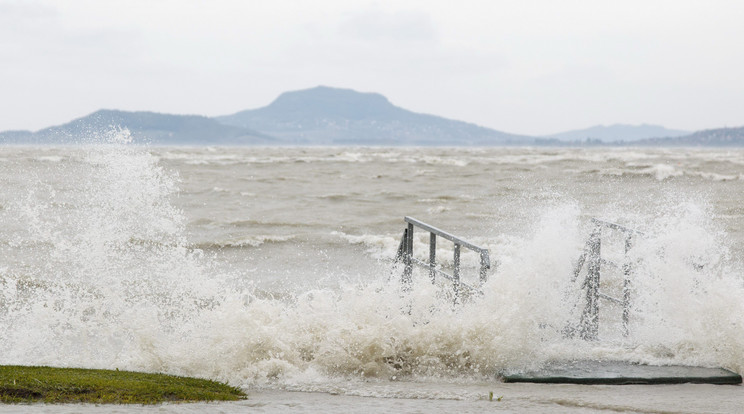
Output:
(1, 87), (741, 147)
(3, 142), (744, 148)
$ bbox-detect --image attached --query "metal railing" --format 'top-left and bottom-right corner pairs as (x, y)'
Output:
(395, 216), (491, 299)
(572, 218), (644, 340)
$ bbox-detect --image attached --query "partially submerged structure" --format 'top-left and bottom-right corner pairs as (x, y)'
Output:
(394, 216), (742, 385)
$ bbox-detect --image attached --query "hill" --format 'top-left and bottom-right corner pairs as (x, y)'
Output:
(638, 126), (744, 146)
(2, 87), (741, 147)
(546, 124), (689, 142)
(215, 86), (530, 145)
(0, 110), (275, 145)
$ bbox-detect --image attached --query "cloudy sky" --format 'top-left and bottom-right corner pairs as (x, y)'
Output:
(2, 0), (743, 135)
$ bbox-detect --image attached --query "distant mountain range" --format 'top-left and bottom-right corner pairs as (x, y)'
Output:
(637, 126), (744, 146)
(0, 110), (274, 145)
(216, 86), (527, 145)
(1, 86), (742, 146)
(545, 124), (689, 142)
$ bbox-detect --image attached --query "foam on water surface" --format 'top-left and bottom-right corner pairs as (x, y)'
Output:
(1, 138), (744, 394)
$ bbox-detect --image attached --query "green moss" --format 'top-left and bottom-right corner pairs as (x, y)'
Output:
(0, 365), (246, 404)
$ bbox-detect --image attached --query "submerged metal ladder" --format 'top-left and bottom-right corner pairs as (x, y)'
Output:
(395, 216), (491, 298)
(572, 218), (644, 341)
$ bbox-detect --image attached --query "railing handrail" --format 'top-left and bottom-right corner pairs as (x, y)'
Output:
(404, 216), (491, 260)
(397, 217), (491, 299)
(591, 218), (645, 237)
(574, 218), (641, 341)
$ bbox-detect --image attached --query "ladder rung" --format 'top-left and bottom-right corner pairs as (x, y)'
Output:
(600, 258), (619, 269)
(599, 292), (623, 305)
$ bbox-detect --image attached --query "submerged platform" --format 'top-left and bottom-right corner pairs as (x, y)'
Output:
(502, 360), (742, 385)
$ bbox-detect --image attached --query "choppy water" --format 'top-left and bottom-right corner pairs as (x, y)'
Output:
(1, 133), (744, 412)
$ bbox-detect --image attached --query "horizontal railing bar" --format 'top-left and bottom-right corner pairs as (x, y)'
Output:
(405, 216), (490, 259)
(598, 293), (623, 305)
(410, 258), (481, 294)
(591, 218), (645, 236)
(600, 258), (619, 269)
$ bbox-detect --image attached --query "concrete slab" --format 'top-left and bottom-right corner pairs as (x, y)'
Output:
(502, 360), (742, 385)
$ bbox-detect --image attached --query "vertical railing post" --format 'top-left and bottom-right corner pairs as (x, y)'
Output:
(399, 217), (491, 299)
(580, 224), (601, 340)
(479, 251), (489, 285)
(622, 234), (633, 337)
(401, 224), (413, 289)
(453, 243), (461, 301)
(429, 233), (437, 283)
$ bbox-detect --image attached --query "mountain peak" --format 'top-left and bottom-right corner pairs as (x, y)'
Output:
(216, 85), (525, 145)
(265, 86), (394, 120)
(273, 86), (390, 104)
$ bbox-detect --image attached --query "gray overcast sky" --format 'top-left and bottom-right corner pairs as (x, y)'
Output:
(2, 0), (743, 135)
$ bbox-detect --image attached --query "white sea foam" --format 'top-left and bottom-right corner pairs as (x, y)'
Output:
(622, 163), (683, 180)
(689, 171), (742, 181)
(1, 141), (743, 394)
(160, 150), (245, 165)
(420, 156), (469, 167)
(426, 205), (451, 214)
(212, 235), (297, 248)
(331, 231), (401, 262)
(34, 155), (64, 163)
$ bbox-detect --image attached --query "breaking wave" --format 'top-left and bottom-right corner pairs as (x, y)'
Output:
(1, 136), (743, 392)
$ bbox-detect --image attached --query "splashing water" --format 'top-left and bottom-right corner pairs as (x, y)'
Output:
(1, 137), (744, 392)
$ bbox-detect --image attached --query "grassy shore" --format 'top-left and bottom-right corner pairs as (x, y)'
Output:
(0, 365), (246, 404)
